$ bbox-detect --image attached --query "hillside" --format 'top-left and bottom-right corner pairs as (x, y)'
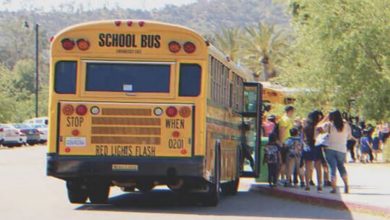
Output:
(0, 0), (289, 37)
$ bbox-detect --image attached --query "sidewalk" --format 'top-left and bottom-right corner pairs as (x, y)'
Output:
(251, 163), (390, 219)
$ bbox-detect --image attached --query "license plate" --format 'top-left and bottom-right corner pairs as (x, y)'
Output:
(65, 137), (87, 147)
(112, 164), (138, 171)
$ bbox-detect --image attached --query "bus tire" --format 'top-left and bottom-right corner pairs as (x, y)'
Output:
(136, 182), (155, 193)
(66, 180), (88, 204)
(88, 182), (110, 204)
(203, 143), (221, 206)
(221, 178), (239, 196)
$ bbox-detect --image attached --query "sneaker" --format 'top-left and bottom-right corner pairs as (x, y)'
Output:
(317, 186), (323, 192)
(300, 182), (305, 188)
(330, 189), (337, 194)
(324, 181), (332, 187)
(344, 186), (349, 194)
(309, 180), (315, 186)
(305, 187), (310, 191)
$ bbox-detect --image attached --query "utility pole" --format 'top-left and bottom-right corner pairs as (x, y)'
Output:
(24, 21), (39, 118)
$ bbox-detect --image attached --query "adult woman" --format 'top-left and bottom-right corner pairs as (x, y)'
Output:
(302, 110), (324, 191)
(318, 110), (352, 194)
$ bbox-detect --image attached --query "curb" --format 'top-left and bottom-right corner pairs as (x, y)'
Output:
(251, 184), (390, 219)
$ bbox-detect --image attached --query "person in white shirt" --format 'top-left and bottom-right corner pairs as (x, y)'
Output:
(317, 110), (352, 194)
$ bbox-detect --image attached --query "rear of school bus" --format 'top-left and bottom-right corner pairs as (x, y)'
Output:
(46, 20), (209, 204)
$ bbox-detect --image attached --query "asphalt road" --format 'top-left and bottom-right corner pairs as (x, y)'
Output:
(0, 146), (385, 220)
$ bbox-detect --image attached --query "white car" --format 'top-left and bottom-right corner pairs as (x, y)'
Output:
(24, 117), (48, 126)
(0, 124), (27, 147)
(32, 124), (48, 143)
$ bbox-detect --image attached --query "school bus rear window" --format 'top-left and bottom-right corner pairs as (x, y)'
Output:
(55, 61), (77, 94)
(85, 63), (171, 93)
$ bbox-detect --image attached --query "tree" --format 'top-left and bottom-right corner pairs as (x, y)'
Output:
(279, 0), (390, 120)
(213, 27), (241, 61)
(241, 22), (289, 81)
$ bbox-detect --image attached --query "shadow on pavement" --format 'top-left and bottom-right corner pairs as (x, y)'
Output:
(76, 188), (353, 219)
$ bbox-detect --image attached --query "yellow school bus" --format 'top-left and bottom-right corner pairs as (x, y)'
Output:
(47, 20), (263, 206)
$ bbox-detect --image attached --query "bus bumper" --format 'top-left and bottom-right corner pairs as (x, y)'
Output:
(46, 153), (205, 180)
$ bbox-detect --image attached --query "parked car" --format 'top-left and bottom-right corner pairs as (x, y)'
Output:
(32, 124), (48, 144)
(0, 124), (26, 147)
(24, 117), (48, 126)
(12, 124), (40, 146)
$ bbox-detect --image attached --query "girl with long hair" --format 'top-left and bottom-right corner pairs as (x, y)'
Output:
(317, 110), (352, 193)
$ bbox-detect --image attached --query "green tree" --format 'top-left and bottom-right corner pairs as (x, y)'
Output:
(214, 27), (242, 61)
(242, 22), (289, 81)
(279, 0), (390, 120)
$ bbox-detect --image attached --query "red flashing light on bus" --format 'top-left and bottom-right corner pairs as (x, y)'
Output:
(168, 41), (181, 53)
(61, 38), (75, 50)
(139, 21), (145, 27)
(183, 42), (196, 53)
(127, 21), (133, 27)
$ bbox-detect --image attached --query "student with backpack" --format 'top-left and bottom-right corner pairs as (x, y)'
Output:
(284, 128), (304, 187)
(263, 133), (282, 188)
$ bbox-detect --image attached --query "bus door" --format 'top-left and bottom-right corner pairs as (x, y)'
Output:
(240, 82), (263, 177)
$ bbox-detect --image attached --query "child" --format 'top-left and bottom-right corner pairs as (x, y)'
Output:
(284, 128), (304, 187)
(360, 129), (372, 163)
(263, 133), (281, 187)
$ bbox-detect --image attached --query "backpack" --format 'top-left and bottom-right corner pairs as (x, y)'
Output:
(269, 122), (279, 139)
(351, 124), (362, 139)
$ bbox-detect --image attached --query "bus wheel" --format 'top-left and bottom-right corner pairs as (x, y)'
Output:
(66, 180), (88, 204)
(221, 178), (240, 196)
(136, 182), (155, 193)
(88, 182), (110, 204)
(203, 144), (221, 206)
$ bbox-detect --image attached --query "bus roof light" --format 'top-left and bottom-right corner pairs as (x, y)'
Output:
(168, 41), (181, 53)
(114, 20), (121, 26)
(139, 21), (145, 27)
(183, 41), (196, 53)
(179, 106), (191, 118)
(76, 39), (90, 51)
(127, 21), (133, 27)
(61, 38), (75, 50)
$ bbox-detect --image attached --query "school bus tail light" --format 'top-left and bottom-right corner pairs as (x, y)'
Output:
(62, 104), (74, 115)
(75, 105), (88, 116)
(61, 38), (75, 50)
(172, 131), (180, 138)
(183, 41), (196, 53)
(179, 106), (191, 118)
(72, 129), (80, 136)
(166, 106), (178, 117)
(76, 39), (90, 51)
(168, 41), (181, 53)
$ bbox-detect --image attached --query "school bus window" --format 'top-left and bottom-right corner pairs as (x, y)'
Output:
(179, 64), (201, 97)
(85, 63), (171, 93)
(55, 61), (77, 94)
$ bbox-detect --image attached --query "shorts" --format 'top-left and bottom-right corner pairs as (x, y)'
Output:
(302, 146), (323, 161)
(324, 149), (347, 178)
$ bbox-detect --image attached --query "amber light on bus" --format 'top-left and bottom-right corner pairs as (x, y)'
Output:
(62, 104), (74, 115)
(61, 38), (75, 50)
(179, 106), (191, 118)
(168, 41), (181, 53)
(77, 39), (90, 51)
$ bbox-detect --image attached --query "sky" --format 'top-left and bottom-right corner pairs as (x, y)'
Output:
(1, 0), (197, 11)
